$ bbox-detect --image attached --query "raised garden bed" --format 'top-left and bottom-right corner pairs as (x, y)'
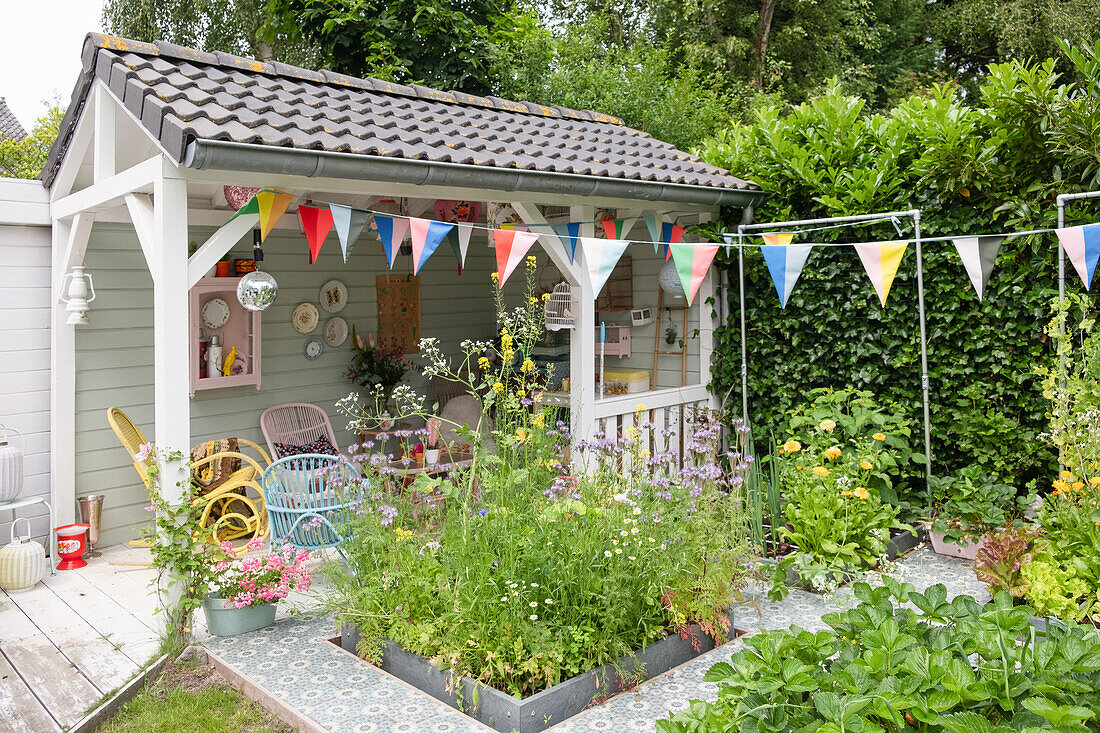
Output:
(339, 610), (743, 733)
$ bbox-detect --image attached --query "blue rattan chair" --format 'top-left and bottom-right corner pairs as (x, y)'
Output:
(260, 454), (361, 559)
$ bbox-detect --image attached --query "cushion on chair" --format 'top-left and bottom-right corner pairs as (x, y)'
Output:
(273, 435), (340, 459)
(190, 439), (242, 494)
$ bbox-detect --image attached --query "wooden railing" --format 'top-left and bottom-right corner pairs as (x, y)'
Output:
(592, 384), (712, 469)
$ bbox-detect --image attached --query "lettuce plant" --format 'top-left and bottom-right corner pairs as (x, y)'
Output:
(973, 524), (1040, 598)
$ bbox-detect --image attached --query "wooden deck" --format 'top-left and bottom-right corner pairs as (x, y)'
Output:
(0, 544), (161, 732)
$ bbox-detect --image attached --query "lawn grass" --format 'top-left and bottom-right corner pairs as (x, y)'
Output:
(96, 660), (292, 733)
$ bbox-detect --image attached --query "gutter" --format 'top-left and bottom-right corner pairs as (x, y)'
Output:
(183, 139), (764, 208)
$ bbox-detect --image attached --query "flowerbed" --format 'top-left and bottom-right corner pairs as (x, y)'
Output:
(323, 261), (751, 702)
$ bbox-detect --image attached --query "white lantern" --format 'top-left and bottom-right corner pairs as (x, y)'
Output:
(0, 425), (24, 502)
(60, 266), (96, 325)
(657, 259), (685, 300)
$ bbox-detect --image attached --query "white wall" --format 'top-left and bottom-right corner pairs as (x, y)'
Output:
(0, 179), (52, 544)
(75, 221), (502, 546)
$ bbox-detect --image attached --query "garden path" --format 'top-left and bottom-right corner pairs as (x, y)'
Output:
(202, 546), (988, 733)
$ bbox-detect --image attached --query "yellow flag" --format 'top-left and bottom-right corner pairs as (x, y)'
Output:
(854, 241), (908, 307)
(256, 189), (293, 242)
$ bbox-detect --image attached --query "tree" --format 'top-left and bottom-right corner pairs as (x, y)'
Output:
(0, 105), (64, 180)
(262, 0), (536, 95)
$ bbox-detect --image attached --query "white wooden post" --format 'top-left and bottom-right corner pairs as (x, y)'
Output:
(570, 205), (596, 452)
(49, 218), (76, 526)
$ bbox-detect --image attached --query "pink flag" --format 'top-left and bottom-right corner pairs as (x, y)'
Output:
(668, 242), (719, 305)
(494, 229), (540, 287)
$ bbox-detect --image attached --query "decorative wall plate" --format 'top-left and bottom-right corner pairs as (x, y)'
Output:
(304, 337), (323, 360)
(201, 298), (230, 330)
(324, 316), (348, 347)
(292, 302), (319, 333)
(319, 279), (348, 313)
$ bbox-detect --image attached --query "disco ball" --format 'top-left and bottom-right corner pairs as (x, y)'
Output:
(237, 270), (279, 311)
(657, 258), (685, 299)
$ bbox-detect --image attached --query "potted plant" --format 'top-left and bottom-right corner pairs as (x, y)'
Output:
(346, 327), (408, 414)
(928, 466), (1030, 560)
(202, 537), (312, 636)
(424, 416), (441, 464)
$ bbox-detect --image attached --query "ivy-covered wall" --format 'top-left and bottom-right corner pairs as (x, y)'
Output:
(701, 43), (1100, 488)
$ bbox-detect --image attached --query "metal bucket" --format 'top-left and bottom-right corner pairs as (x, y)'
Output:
(77, 495), (104, 549)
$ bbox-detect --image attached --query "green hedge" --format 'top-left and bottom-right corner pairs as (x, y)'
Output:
(701, 43), (1100, 488)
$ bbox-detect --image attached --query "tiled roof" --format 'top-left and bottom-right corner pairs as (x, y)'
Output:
(0, 98), (26, 141)
(44, 34), (756, 196)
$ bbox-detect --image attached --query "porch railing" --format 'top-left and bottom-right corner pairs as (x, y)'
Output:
(593, 384), (712, 469)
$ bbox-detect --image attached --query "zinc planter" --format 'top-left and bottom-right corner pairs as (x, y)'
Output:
(929, 530), (985, 561)
(203, 595), (276, 636)
(341, 608), (738, 733)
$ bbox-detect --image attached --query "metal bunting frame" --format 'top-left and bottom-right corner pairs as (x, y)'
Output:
(729, 209), (932, 481)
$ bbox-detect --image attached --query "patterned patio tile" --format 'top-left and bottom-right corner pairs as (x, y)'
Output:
(203, 543), (985, 733)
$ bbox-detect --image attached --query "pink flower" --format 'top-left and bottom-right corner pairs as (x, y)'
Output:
(246, 537), (265, 552)
(133, 443), (154, 462)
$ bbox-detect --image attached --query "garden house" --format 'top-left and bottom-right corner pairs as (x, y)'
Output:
(33, 33), (759, 546)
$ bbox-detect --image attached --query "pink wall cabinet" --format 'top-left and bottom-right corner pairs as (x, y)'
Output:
(189, 277), (262, 396)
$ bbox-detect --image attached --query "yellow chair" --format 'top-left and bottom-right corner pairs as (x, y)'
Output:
(106, 407), (269, 549)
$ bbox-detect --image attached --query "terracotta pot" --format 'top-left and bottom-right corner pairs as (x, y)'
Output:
(214, 261), (232, 277)
(929, 530), (985, 560)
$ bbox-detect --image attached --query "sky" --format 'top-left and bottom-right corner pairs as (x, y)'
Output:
(0, 0), (106, 131)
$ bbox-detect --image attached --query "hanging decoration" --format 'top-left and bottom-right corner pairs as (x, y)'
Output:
(855, 242), (908, 307)
(374, 215), (410, 268)
(952, 235), (1005, 300)
(644, 215), (661, 254)
(1056, 224), (1100, 290)
(297, 204), (335, 265)
(579, 236), (631, 296)
(433, 200), (482, 224)
(256, 189), (294, 242)
(552, 221), (581, 263)
(487, 203), (524, 243)
(409, 217), (455, 275)
(223, 186), (261, 211)
(661, 220), (685, 261)
(494, 229), (540, 287)
(759, 233), (813, 308)
(601, 219), (628, 240)
(446, 224), (475, 273)
(668, 242), (719, 306)
(595, 208), (617, 239)
(330, 204), (371, 263)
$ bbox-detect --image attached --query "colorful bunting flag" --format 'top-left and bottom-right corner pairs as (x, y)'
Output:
(759, 233), (813, 308)
(297, 205), (334, 265)
(552, 222), (581, 263)
(409, 218), (455, 275)
(256, 189), (293, 242)
(228, 193), (260, 222)
(855, 242), (908, 307)
(445, 224), (475, 273)
(579, 237), (631, 296)
(644, 215), (661, 254)
(669, 242), (720, 306)
(952, 235), (1005, 300)
(661, 221), (685, 261)
(330, 204), (371, 262)
(494, 229), (541, 288)
(374, 215), (410, 268)
(601, 219), (628, 240)
(1056, 224), (1100, 290)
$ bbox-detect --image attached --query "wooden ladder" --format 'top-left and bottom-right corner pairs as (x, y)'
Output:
(652, 288), (688, 389)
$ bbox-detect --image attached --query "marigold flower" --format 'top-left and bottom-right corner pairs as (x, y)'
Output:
(853, 487), (870, 500)
(824, 446), (842, 460)
(1052, 479), (1070, 492)
(1091, 476), (1100, 487)
(819, 419), (837, 432)
(782, 440), (802, 454)
(812, 466), (830, 477)
(1061, 470), (1074, 480)
(872, 433), (886, 442)
(1073, 481), (1086, 492)
(859, 460), (873, 470)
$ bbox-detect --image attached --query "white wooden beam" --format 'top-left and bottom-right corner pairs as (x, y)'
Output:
(50, 88), (97, 201)
(694, 212), (718, 408)
(186, 213), (258, 288)
(51, 156), (161, 220)
(509, 201), (581, 287)
(124, 193), (158, 282)
(49, 218), (77, 526)
(54, 212), (95, 285)
(93, 85), (116, 182)
(570, 205), (597, 454)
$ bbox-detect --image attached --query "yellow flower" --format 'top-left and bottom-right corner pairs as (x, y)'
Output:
(490, 272), (499, 283)
(529, 296), (539, 306)
(533, 392), (543, 404)
(1061, 470), (1074, 480)
(841, 490), (854, 497)
(394, 527), (413, 541)
(521, 359), (535, 373)
(853, 487), (870, 500)
(478, 357), (491, 370)
(526, 255), (538, 267)
(1052, 479), (1070, 492)
(501, 331), (513, 347)
(819, 419), (837, 432)
(1073, 481), (1086, 492)
(824, 446), (842, 460)
(812, 466), (830, 477)
(640, 449), (651, 459)
(872, 433), (886, 442)
(625, 426), (637, 440)
(516, 389), (526, 398)
(859, 460), (873, 470)
(782, 440), (802, 454)
(542, 292), (551, 302)
(492, 382), (505, 394)
(634, 403), (647, 413)
(515, 428), (529, 444)
(1090, 476), (1100, 487)
(533, 413), (545, 428)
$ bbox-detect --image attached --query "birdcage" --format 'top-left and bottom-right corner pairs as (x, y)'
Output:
(544, 282), (574, 331)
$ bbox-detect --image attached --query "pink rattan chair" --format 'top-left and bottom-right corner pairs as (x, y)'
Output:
(260, 403), (340, 459)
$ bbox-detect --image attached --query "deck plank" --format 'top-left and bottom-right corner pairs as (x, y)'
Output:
(1, 639), (102, 729)
(4, 582), (139, 694)
(79, 549), (160, 627)
(0, 652), (61, 733)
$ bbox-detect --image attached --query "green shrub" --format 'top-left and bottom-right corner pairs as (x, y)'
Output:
(660, 580), (1100, 732)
